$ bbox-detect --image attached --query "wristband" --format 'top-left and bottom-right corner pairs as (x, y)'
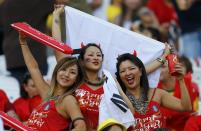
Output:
(157, 57), (166, 65)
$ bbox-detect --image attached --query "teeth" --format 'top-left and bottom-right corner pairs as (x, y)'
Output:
(126, 77), (134, 80)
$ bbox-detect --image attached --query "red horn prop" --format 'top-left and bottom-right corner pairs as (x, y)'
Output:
(81, 42), (85, 48)
(133, 50), (137, 57)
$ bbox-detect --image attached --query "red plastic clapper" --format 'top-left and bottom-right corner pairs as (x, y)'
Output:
(11, 22), (73, 54)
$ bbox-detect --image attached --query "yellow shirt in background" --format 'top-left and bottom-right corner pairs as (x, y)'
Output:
(107, 5), (121, 23)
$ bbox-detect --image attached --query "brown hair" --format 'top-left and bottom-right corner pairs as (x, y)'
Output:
(48, 56), (83, 100)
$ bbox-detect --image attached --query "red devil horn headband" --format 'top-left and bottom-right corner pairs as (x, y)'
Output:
(81, 42), (85, 48)
(133, 50), (137, 57)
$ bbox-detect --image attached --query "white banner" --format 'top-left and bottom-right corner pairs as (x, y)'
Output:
(64, 6), (164, 87)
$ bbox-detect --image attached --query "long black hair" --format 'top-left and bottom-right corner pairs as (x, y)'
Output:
(20, 72), (32, 99)
(116, 53), (149, 101)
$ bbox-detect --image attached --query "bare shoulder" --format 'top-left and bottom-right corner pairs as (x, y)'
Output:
(148, 88), (165, 103)
(156, 88), (168, 95)
(62, 95), (78, 105)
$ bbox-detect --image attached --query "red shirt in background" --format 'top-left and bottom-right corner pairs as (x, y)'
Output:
(13, 95), (41, 122)
(29, 95), (41, 111)
(158, 74), (199, 131)
(184, 115), (201, 131)
(74, 83), (104, 130)
(13, 98), (30, 122)
(147, 0), (178, 24)
(0, 89), (13, 112)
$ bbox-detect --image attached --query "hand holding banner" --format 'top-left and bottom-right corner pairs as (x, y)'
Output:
(11, 22), (73, 54)
(0, 111), (32, 131)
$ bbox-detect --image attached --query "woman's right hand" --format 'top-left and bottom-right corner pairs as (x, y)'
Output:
(161, 42), (171, 58)
(53, 4), (64, 17)
(18, 31), (27, 45)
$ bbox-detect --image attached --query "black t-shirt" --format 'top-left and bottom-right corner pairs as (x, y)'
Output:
(173, 0), (201, 34)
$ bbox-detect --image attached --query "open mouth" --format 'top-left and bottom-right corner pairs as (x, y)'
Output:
(126, 76), (135, 85)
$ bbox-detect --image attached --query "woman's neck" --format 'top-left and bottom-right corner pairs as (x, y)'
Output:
(85, 70), (100, 83)
(54, 86), (65, 96)
(127, 85), (141, 99)
(161, 77), (175, 91)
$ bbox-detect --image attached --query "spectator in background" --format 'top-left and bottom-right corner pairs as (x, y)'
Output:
(0, 89), (19, 119)
(147, 0), (179, 43)
(179, 56), (200, 112)
(146, 0), (181, 51)
(158, 55), (199, 131)
(0, 0), (54, 85)
(184, 115), (201, 131)
(172, 0), (201, 59)
(147, 0), (178, 26)
(130, 7), (161, 41)
(107, 0), (122, 23)
(87, 0), (103, 12)
(114, 0), (146, 29)
(13, 72), (41, 122)
(87, 0), (112, 20)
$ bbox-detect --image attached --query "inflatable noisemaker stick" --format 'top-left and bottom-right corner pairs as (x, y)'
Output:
(0, 111), (33, 131)
(11, 22), (74, 54)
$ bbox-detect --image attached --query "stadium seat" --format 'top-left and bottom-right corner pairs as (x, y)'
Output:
(0, 76), (20, 102)
(0, 55), (10, 76)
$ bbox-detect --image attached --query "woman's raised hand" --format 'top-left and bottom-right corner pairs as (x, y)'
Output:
(162, 42), (171, 58)
(18, 31), (27, 45)
(174, 63), (185, 80)
(53, 4), (65, 16)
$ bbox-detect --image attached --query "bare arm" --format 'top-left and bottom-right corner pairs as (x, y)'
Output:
(145, 43), (170, 74)
(52, 5), (66, 62)
(19, 32), (49, 100)
(160, 63), (192, 111)
(114, 78), (135, 113)
(63, 95), (86, 131)
(7, 110), (20, 120)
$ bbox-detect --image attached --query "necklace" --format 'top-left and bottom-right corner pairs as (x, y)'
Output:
(126, 90), (148, 114)
(84, 78), (104, 86)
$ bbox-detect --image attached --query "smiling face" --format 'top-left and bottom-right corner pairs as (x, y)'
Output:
(83, 46), (103, 72)
(119, 60), (141, 90)
(56, 64), (78, 88)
